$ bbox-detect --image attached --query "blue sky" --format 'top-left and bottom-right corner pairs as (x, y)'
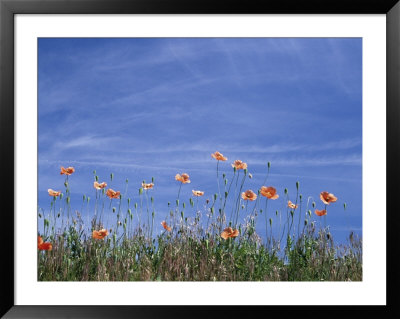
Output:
(38, 38), (362, 244)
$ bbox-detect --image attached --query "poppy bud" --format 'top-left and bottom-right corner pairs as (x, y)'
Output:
(87, 197), (90, 203)
(233, 167), (237, 173)
(38, 213), (42, 218)
(44, 219), (49, 227)
(57, 213), (60, 218)
(225, 191), (228, 198)
(152, 211), (155, 217)
(128, 198), (131, 205)
(139, 188), (143, 195)
(176, 199), (179, 206)
(123, 223), (127, 231)
(312, 202), (316, 208)
(183, 202), (186, 209)
(299, 194), (302, 200)
(249, 173), (253, 179)
(60, 193), (64, 199)
(110, 173), (114, 181)
(214, 193), (218, 201)
(244, 168), (248, 175)
(93, 170), (96, 175)
(206, 199), (210, 204)
(268, 162), (271, 169)
(64, 181), (68, 187)
(128, 209), (131, 214)
(296, 181), (299, 190)
(343, 203), (347, 210)
(151, 196), (154, 204)
(95, 175), (99, 181)
(152, 177), (155, 183)
(211, 207), (214, 214)
(269, 218), (273, 226)
(112, 207), (116, 213)
(241, 205), (245, 209)
(170, 210), (173, 217)
(83, 195), (86, 201)
(134, 203), (138, 209)
(308, 210), (312, 217)
(290, 211), (294, 217)
(222, 173), (226, 179)
(284, 188), (288, 194)
(102, 188), (105, 195)
(224, 179), (228, 185)
(66, 197), (70, 204)
(276, 210), (279, 216)
(304, 219), (308, 225)
(119, 194), (122, 200)
(168, 202), (171, 207)
(181, 211), (184, 219)
(109, 228), (112, 233)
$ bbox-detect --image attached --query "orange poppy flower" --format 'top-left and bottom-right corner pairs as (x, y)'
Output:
(211, 151), (227, 161)
(260, 186), (279, 200)
(48, 189), (61, 197)
(192, 190), (204, 197)
(220, 227), (239, 240)
(60, 166), (75, 175)
(161, 221), (172, 232)
(241, 190), (257, 201)
(92, 229), (109, 239)
(315, 209), (327, 216)
(37, 236), (52, 251)
(288, 200), (298, 209)
(106, 189), (120, 199)
(231, 160), (247, 170)
(142, 182), (154, 190)
(320, 191), (338, 205)
(93, 181), (107, 190)
(175, 173), (191, 184)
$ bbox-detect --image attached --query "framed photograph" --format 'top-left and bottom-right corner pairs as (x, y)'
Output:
(1, 0), (399, 317)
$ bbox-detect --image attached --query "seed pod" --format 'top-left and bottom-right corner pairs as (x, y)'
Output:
(296, 181), (299, 190)
(38, 213), (42, 218)
(110, 173), (114, 181)
(276, 210), (279, 216)
(244, 168), (248, 175)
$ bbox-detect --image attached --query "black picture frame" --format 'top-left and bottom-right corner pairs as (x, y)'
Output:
(1, 0), (399, 318)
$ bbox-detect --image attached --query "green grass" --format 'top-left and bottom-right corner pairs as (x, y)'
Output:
(38, 160), (362, 281)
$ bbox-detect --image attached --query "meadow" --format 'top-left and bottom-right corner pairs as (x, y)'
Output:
(38, 152), (362, 281)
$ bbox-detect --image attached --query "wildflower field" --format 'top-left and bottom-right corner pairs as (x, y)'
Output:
(38, 152), (362, 281)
